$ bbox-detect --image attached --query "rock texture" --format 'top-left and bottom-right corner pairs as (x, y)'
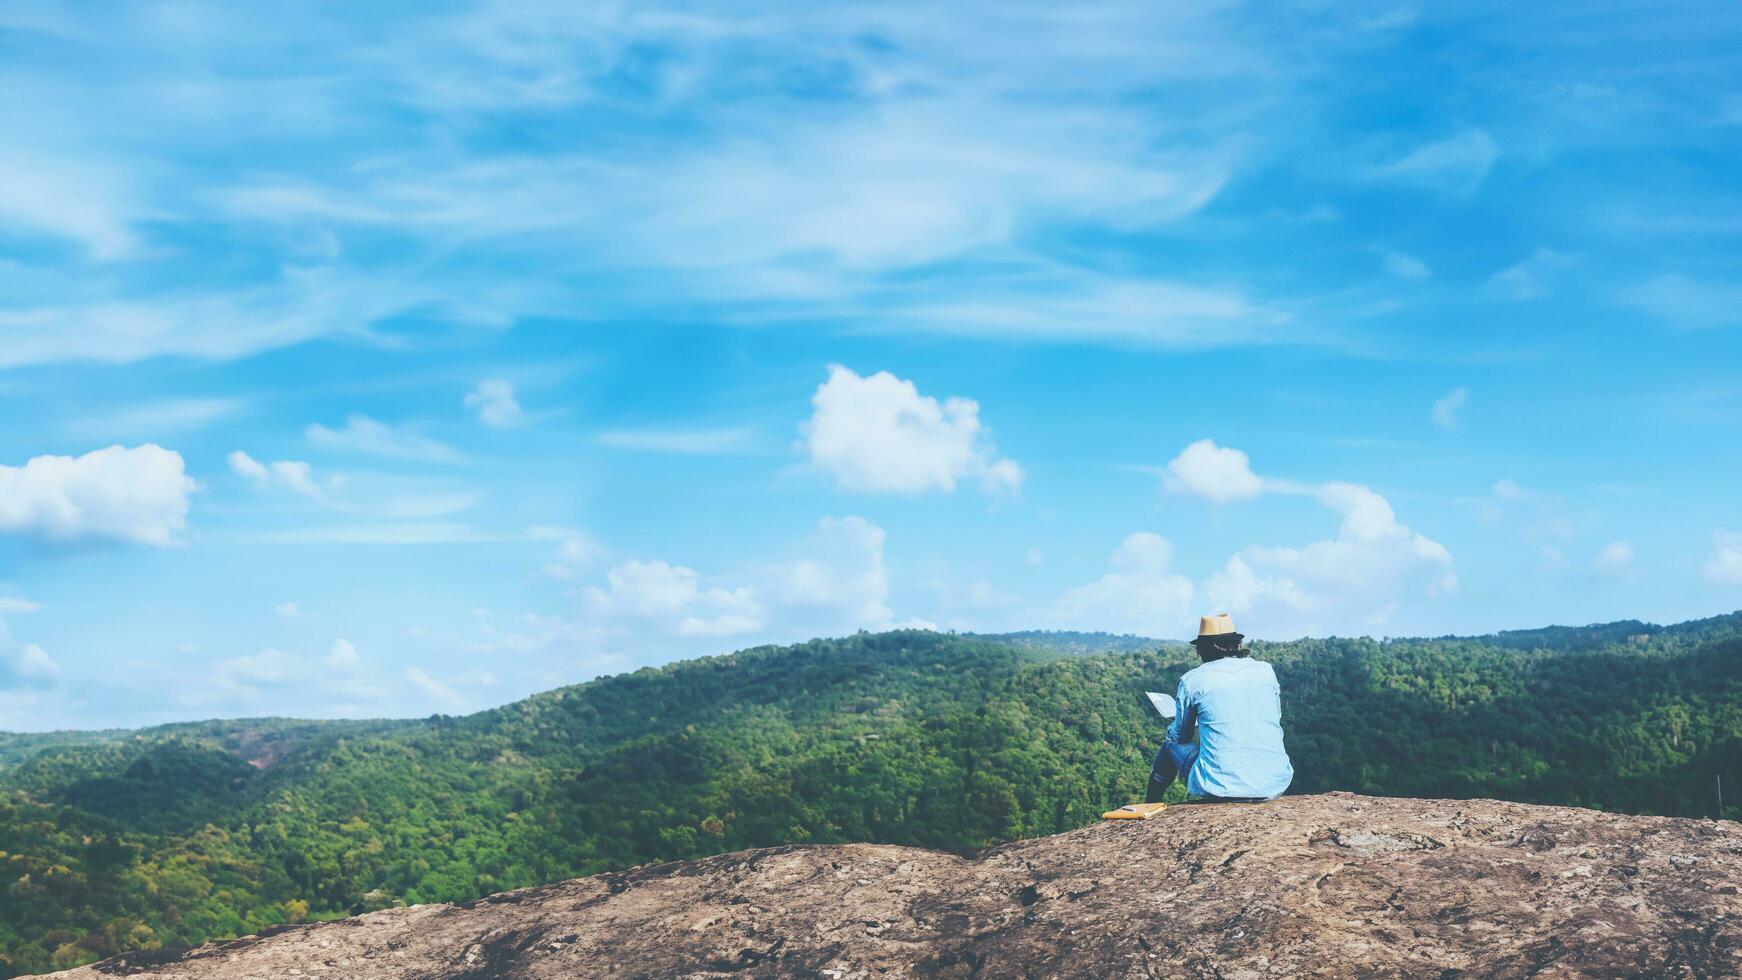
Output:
(48, 793), (1742, 979)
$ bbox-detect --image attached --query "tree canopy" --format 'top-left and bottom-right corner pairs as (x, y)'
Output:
(3, 615), (1740, 975)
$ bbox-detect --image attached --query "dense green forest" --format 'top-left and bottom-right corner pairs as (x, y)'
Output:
(4, 615), (1742, 975)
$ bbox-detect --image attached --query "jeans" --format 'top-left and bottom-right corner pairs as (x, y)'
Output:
(1145, 740), (1277, 804)
(1145, 739), (1199, 803)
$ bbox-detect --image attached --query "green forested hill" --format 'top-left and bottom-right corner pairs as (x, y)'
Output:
(4, 616), (1742, 975)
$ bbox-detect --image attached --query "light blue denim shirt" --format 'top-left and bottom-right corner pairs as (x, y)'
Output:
(1167, 656), (1294, 799)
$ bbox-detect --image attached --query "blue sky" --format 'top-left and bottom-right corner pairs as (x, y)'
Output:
(3, 0), (1742, 730)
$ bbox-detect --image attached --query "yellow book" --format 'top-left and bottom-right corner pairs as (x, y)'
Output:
(1102, 802), (1168, 820)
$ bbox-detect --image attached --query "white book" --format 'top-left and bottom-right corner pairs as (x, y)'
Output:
(1146, 691), (1176, 720)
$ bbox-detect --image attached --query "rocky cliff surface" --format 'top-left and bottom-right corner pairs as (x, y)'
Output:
(48, 793), (1742, 979)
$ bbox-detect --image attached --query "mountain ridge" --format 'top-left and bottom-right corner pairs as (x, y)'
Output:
(6, 615), (1723, 747)
(4, 614), (1729, 753)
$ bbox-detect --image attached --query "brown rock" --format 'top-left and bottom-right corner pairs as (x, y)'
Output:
(47, 793), (1742, 979)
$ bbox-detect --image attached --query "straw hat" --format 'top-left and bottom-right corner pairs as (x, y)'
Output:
(1193, 613), (1243, 645)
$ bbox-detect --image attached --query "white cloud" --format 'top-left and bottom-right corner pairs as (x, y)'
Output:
(229, 450), (326, 499)
(1431, 387), (1469, 431)
(0, 444), (195, 546)
(270, 461), (323, 498)
(1486, 248), (1574, 300)
(1380, 249), (1431, 281)
(1206, 481), (1456, 637)
(1702, 531), (1742, 586)
(228, 450), (268, 484)
(175, 638), (389, 711)
(597, 427), (757, 455)
(405, 666), (467, 711)
(1159, 442), (1457, 637)
(586, 560), (764, 636)
(766, 515), (893, 631)
(306, 415), (466, 463)
(1053, 532), (1195, 637)
(1369, 128), (1499, 195)
(1204, 555), (1308, 623)
(801, 365), (1021, 495)
(0, 601), (58, 691)
(1621, 274), (1742, 330)
(1164, 439), (1265, 503)
(1163, 441), (1457, 633)
(1491, 478), (1526, 500)
(464, 379), (524, 428)
(275, 601), (300, 619)
(527, 516), (895, 657)
(326, 638), (361, 670)
(0, 642), (59, 691)
(529, 525), (603, 580)
(1315, 482), (1415, 543)
(1593, 541), (1634, 574)
(218, 648), (297, 686)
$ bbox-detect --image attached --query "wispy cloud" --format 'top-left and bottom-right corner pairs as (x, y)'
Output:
(305, 415), (467, 463)
(878, 270), (1292, 348)
(67, 398), (243, 439)
(0, 150), (136, 260)
(1705, 531), (1742, 586)
(1486, 248), (1574, 300)
(1379, 249), (1432, 281)
(464, 379), (524, 428)
(405, 666), (467, 711)
(1620, 274), (1742, 329)
(229, 451), (328, 500)
(0, 0), (1348, 366)
(0, 269), (416, 369)
(1592, 541), (1634, 575)
(1368, 129), (1499, 196)
(2, 0), (1736, 383)
(1430, 387), (1469, 431)
(202, 107), (1259, 347)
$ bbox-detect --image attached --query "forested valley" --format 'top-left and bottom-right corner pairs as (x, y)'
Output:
(4, 613), (1741, 975)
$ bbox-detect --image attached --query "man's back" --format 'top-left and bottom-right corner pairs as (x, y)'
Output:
(1170, 657), (1293, 799)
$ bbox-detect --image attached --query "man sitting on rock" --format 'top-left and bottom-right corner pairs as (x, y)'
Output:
(1146, 614), (1294, 804)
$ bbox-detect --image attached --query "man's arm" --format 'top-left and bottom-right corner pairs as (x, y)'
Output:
(1167, 677), (1196, 744)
